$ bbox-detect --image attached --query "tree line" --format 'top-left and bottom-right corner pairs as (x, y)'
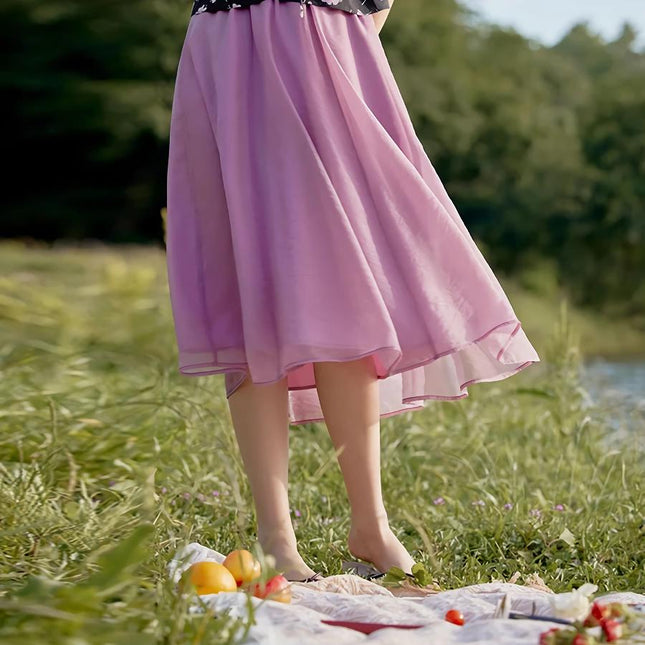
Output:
(2, 0), (644, 318)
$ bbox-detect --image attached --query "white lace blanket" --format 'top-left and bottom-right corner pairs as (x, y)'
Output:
(169, 543), (644, 644)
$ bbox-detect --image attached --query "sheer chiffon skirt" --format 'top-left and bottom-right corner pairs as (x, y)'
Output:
(165, 0), (541, 425)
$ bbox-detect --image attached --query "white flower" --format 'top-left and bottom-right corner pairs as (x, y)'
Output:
(547, 583), (598, 621)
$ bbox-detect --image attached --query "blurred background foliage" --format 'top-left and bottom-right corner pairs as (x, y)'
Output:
(1, 0), (644, 320)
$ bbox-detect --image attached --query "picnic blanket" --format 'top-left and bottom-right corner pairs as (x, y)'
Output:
(169, 543), (645, 644)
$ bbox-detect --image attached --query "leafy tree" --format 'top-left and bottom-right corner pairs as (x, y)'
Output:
(1, 0), (643, 319)
(1, 0), (187, 240)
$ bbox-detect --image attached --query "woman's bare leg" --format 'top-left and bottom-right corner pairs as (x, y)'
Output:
(227, 374), (316, 581)
(314, 357), (416, 574)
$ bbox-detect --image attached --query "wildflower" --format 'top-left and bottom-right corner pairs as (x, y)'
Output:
(433, 497), (445, 506)
(321, 495), (328, 503)
(530, 508), (542, 518)
(294, 509), (302, 518)
(472, 500), (485, 507)
(503, 503), (513, 510)
(161, 487), (168, 494)
(182, 492), (191, 500)
(553, 504), (565, 511)
(212, 490), (220, 497)
(197, 493), (205, 502)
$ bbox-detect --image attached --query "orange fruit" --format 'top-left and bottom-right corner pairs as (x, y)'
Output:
(222, 549), (262, 586)
(185, 561), (238, 595)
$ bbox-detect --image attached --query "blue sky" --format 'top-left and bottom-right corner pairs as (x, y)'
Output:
(463, 0), (645, 48)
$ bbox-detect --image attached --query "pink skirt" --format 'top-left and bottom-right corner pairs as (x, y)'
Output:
(165, 0), (541, 425)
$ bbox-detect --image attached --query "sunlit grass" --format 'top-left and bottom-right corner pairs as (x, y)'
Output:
(0, 240), (643, 644)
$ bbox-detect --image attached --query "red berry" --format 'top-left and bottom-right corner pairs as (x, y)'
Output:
(444, 609), (464, 625)
(539, 628), (560, 645)
(608, 602), (625, 618)
(583, 613), (600, 627)
(601, 618), (623, 642)
(573, 634), (590, 645)
(591, 601), (609, 621)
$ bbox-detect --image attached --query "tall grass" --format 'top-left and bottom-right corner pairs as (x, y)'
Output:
(0, 241), (643, 644)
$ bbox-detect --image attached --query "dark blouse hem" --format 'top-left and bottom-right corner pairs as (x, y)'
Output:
(191, 0), (391, 18)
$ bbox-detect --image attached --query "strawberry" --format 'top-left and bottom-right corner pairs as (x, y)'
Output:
(608, 602), (625, 618)
(591, 601), (610, 621)
(539, 627), (560, 645)
(583, 613), (600, 628)
(601, 618), (623, 642)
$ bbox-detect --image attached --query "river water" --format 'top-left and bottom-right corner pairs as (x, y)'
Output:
(580, 357), (645, 442)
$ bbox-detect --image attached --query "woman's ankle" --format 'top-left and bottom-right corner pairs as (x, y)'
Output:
(257, 524), (299, 559)
(349, 509), (390, 536)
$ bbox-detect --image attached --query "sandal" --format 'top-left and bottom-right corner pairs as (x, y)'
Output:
(342, 559), (415, 581)
(289, 571), (324, 583)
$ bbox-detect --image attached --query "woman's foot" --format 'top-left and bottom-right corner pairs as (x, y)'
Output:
(275, 553), (318, 582)
(258, 528), (318, 582)
(347, 516), (416, 575)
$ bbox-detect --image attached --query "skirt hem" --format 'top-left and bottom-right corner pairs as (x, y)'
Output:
(175, 317), (540, 425)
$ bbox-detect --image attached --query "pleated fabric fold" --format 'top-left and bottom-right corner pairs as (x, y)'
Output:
(165, 0), (541, 425)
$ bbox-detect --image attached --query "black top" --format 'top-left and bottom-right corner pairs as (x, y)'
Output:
(191, 0), (391, 18)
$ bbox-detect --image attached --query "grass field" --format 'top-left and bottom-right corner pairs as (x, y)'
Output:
(0, 240), (643, 644)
